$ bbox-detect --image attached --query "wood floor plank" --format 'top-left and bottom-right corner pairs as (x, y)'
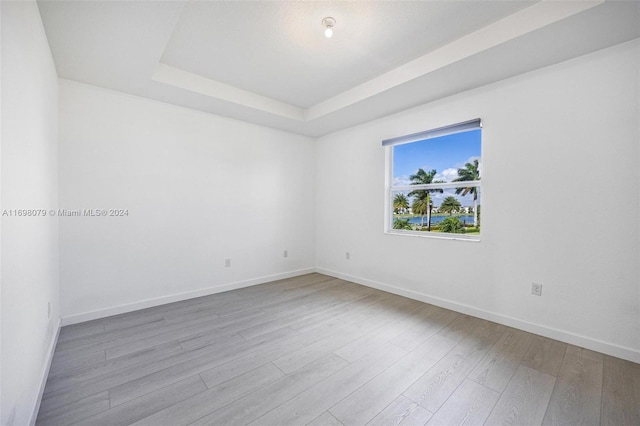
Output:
(36, 273), (636, 426)
(333, 301), (429, 363)
(55, 318), (170, 352)
(600, 355), (640, 426)
(436, 314), (481, 342)
(100, 273), (328, 332)
(366, 395), (433, 426)
(48, 345), (106, 373)
(272, 296), (416, 374)
(48, 349), (106, 378)
(484, 365), (556, 426)
(566, 345), (605, 362)
(521, 336), (567, 377)
(190, 354), (348, 425)
(103, 311), (259, 359)
(36, 391), (110, 426)
(96, 274), (331, 345)
(329, 334), (457, 425)
(468, 329), (534, 392)
(291, 292), (393, 332)
(108, 327), (297, 406)
(237, 292), (357, 340)
(131, 363), (284, 426)
(56, 311), (232, 360)
(57, 322), (105, 342)
(178, 310), (271, 350)
(223, 281), (337, 319)
(294, 293), (409, 340)
(542, 353), (603, 425)
(403, 320), (504, 413)
(198, 298), (403, 391)
(272, 328), (360, 375)
(98, 294), (234, 332)
(162, 303), (227, 325)
(390, 307), (459, 352)
(44, 340), (182, 394)
(211, 290), (356, 338)
(307, 411), (345, 426)
(73, 375), (207, 426)
(41, 331), (257, 411)
(196, 328), (316, 389)
(214, 278), (340, 318)
(248, 343), (408, 426)
(426, 379), (500, 426)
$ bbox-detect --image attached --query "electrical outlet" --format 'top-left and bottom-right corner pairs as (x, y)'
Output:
(346, 252), (350, 260)
(283, 250), (288, 258)
(224, 258), (231, 268)
(531, 283), (543, 296)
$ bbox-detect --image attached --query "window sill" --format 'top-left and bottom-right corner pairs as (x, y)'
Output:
(384, 229), (481, 242)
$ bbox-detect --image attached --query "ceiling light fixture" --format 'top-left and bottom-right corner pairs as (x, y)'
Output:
(321, 17), (336, 38)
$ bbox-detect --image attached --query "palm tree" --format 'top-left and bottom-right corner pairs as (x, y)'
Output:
(453, 159), (480, 227)
(411, 196), (429, 228)
(408, 168), (443, 228)
(440, 196), (461, 215)
(393, 193), (409, 214)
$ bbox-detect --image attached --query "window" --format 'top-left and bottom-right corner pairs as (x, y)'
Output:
(384, 119), (482, 240)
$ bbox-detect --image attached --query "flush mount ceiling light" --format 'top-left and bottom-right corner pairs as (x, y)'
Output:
(321, 17), (336, 38)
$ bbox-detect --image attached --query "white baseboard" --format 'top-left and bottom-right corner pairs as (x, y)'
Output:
(60, 268), (316, 326)
(29, 317), (61, 426)
(316, 267), (640, 364)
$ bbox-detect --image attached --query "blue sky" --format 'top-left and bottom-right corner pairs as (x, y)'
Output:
(393, 129), (481, 186)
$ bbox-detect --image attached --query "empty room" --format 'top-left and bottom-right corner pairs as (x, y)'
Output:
(2, 1), (639, 425)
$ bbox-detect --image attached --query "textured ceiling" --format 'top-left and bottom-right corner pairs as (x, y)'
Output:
(38, 0), (640, 137)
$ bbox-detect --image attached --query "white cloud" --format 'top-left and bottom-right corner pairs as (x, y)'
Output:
(440, 168), (459, 182)
(431, 192), (447, 202)
(393, 176), (411, 186)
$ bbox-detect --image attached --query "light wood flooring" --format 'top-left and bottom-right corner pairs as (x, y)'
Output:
(37, 273), (640, 425)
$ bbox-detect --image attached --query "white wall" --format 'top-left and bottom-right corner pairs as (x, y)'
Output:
(1, 2), (60, 425)
(58, 80), (316, 321)
(316, 39), (640, 362)
(1, 4), (636, 422)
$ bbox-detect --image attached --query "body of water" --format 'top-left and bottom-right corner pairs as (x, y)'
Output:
(404, 215), (474, 225)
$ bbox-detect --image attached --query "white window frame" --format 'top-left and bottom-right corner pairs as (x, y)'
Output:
(383, 119), (482, 241)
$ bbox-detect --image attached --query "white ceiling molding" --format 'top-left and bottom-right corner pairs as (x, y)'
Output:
(38, 0), (639, 137)
(151, 0), (604, 122)
(152, 63), (306, 121)
(306, 0), (604, 121)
